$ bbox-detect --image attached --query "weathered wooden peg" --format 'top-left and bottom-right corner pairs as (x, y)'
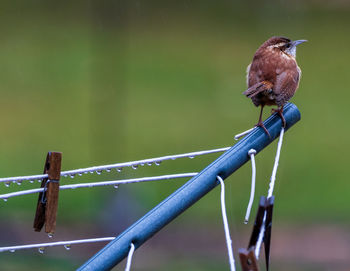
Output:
(33, 152), (62, 235)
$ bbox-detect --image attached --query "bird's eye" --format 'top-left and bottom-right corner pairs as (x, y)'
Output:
(285, 43), (291, 48)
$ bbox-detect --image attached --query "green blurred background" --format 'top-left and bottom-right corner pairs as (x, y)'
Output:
(0, 0), (349, 270)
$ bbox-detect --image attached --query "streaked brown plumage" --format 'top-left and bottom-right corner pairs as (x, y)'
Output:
(244, 36), (306, 135)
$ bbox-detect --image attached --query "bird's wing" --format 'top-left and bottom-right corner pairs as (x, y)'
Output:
(273, 68), (300, 106)
(243, 80), (273, 98)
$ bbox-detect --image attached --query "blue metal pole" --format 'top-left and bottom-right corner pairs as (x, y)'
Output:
(78, 103), (301, 271)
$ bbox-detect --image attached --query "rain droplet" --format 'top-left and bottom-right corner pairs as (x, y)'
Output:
(38, 247), (45, 254)
(90, 171), (94, 174)
(3, 198), (8, 202)
(29, 180), (34, 184)
(96, 170), (102, 175)
(131, 165), (138, 170)
(64, 244), (71, 251)
(155, 161), (161, 166)
(106, 169), (111, 173)
(70, 174), (75, 179)
(147, 162), (153, 166)
(189, 156), (195, 159)
(37, 179), (42, 183)
(117, 168), (122, 172)
(114, 184), (119, 189)
(48, 233), (54, 238)
(140, 163), (145, 166)
(78, 173), (83, 176)
(64, 174), (68, 178)
(9, 249), (15, 253)
(4, 182), (10, 187)
(16, 180), (22, 186)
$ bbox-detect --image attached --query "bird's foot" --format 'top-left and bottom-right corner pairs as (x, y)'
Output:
(271, 108), (286, 128)
(255, 121), (271, 138)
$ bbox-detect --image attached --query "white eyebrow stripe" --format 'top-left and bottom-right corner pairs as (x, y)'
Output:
(268, 42), (286, 48)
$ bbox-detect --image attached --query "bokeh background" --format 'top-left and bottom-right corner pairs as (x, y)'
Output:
(0, 0), (349, 270)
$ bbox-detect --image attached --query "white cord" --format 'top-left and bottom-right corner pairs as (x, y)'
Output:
(0, 147), (229, 184)
(267, 127), (284, 198)
(125, 243), (135, 271)
(254, 213), (266, 258)
(0, 173), (198, 201)
(217, 176), (236, 271)
(0, 237), (115, 252)
(255, 127), (285, 258)
(244, 149), (257, 224)
(234, 127), (255, 140)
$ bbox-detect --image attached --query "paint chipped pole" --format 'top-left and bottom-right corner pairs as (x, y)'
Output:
(78, 103), (301, 271)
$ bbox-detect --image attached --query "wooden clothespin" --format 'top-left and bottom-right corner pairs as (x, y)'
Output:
(33, 152), (62, 236)
(239, 196), (275, 271)
(239, 247), (259, 271)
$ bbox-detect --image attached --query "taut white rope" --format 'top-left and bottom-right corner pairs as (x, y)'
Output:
(217, 176), (236, 271)
(0, 147), (229, 184)
(125, 243), (135, 271)
(255, 127), (285, 258)
(0, 237), (115, 253)
(0, 173), (198, 201)
(267, 127), (284, 198)
(234, 127), (255, 140)
(244, 149), (257, 224)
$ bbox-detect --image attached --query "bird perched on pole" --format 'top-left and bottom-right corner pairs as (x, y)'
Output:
(243, 36), (306, 136)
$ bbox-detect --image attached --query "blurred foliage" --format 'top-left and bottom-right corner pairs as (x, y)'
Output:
(0, 0), (349, 270)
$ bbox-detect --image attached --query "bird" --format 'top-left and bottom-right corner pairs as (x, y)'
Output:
(243, 36), (306, 136)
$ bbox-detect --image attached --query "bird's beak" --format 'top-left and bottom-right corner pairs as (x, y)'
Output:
(292, 39), (307, 46)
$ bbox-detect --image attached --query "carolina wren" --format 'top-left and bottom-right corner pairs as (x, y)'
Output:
(244, 36), (306, 135)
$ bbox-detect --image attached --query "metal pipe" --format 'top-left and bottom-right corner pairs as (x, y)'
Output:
(77, 103), (301, 271)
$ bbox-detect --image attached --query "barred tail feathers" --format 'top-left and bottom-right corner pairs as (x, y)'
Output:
(243, 81), (273, 98)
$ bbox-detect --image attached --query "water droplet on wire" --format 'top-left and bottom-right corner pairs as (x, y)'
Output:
(78, 173), (83, 176)
(106, 169), (111, 173)
(155, 161), (161, 166)
(114, 184), (119, 189)
(3, 198), (8, 202)
(147, 162), (153, 166)
(131, 165), (138, 170)
(4, 182), (10, 187)
(16, 180), (22, 185)
(117, 168), (122, 172)
(64, 244), (71, 251)
(70, 174), (75, 179)
(96, 170), (102, 175)
(38, 247), (45, 254)
(29, 180), (34, 184)
(48, 233), (54, 238)
(189, 156), (195, 159)
(9, 249), (15, 253)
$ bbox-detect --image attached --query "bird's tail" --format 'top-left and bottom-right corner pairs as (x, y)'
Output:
(243, 81), (273, 98)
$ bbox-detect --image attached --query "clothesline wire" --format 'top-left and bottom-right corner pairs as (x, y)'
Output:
(0, 173), (198, 200)
(0, 147), (230, 184)
(0, 237), (115, 253)
(255, 127), (285, 258)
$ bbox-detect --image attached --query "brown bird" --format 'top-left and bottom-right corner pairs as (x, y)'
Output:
(244, 36), (306, 135)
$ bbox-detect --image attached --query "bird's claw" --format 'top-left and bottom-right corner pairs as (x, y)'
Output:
(271, 108), (286, 128)
(255, 122), (271, 138)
